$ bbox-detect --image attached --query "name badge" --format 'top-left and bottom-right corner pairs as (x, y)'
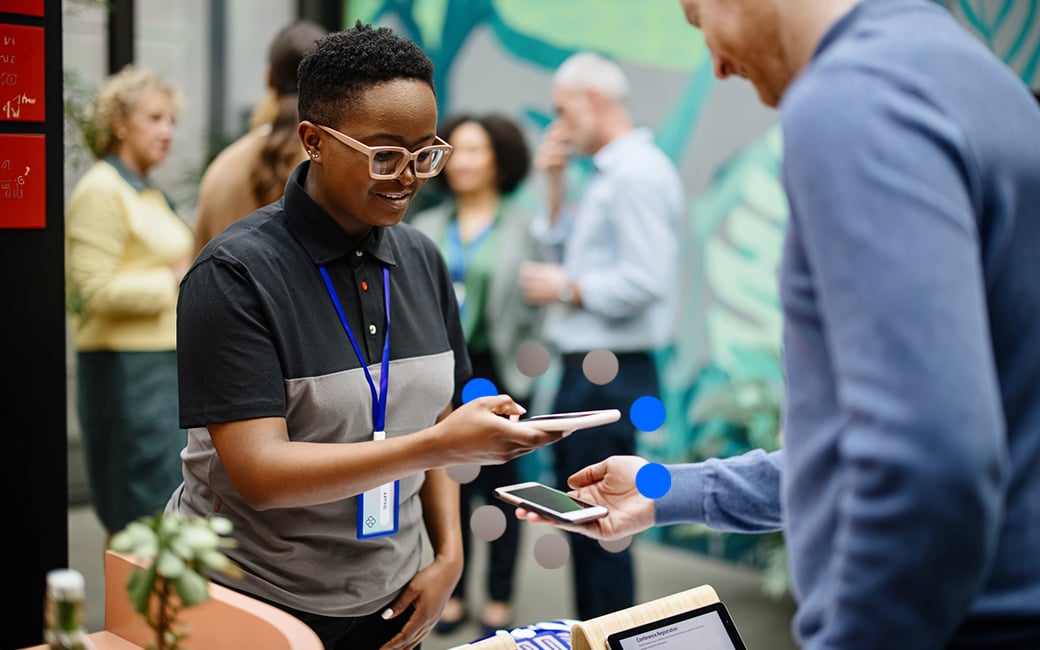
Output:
(357, 479), (399, 539)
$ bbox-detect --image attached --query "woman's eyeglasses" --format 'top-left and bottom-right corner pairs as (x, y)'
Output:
(314, 124), (453, 180)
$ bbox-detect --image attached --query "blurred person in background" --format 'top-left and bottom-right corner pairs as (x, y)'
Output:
(65, 65), (192, 541)
(520, 52), (683, 621)
(410, 112), (539, 636)
(192, 19), (327, 257)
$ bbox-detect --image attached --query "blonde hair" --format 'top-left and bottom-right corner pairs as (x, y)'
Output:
(84, 65), (181, 159)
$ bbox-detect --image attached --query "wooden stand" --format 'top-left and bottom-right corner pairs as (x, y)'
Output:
(462, 584), (720, 650)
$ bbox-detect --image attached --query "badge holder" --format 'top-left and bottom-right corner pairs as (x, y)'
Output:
(321, 265), (400, 540)
(357, 477), (399, 539)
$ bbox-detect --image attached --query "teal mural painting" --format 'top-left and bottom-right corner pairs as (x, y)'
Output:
(650, 126), (786, 463)
(939, 0), (1040, 88)
(347, 0), (713, 158)
(648, 127), (789, 588)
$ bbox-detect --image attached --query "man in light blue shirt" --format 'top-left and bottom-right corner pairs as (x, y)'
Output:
(520, 51), (683, 621)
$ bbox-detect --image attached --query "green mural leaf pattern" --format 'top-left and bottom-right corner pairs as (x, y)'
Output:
(939, 0), (1040, 87)
(492, 0), (707, 71)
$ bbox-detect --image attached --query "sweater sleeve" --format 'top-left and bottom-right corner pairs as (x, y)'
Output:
(781, 65), (1007, 648)
(66, 173), (178, 317)
(654, 449), (783, 533)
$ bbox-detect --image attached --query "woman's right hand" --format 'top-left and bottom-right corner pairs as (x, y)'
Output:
(434, 395), (565, 466)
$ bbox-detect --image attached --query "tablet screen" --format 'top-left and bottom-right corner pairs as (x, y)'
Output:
(605, 602), (746, 650)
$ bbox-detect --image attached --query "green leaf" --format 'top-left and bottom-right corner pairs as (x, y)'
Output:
(109, 521), (158, 556)
(127, 564), (156, 616)
(178, 524), (221, 553)
(208, 516), (233, 536)
(156, 550), (188, 579)
(173, 570), (210, 607)
(198, 549), (231, 572)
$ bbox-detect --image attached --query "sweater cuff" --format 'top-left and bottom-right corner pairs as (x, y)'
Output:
(654, 463), (708, 526)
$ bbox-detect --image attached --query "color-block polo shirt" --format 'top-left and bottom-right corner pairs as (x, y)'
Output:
(170, 161), (471, 617)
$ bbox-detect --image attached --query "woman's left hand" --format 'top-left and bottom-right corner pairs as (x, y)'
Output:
(378, 555), (462, 650)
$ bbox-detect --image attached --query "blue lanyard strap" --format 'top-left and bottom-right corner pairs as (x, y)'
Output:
(318, 265), (391, 432)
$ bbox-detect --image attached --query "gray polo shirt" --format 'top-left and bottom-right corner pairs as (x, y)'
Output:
(169, 161), (471, 617)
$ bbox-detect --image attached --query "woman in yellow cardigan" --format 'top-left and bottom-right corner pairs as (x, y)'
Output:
(65, 65), (192, 539)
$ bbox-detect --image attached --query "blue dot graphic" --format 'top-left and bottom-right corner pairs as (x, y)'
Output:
(636, 463), (672, 499)
(462, 377), (498, 404)
(630, 395), (665, 431)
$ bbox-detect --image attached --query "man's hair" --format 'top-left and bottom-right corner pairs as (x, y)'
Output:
(434, 112), (531, 195)
(297, 22), (435, 126)
(553, 52), (629, 104)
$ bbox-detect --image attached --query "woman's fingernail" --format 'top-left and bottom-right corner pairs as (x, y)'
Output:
(509, 414), (519, 422)
(381, 608), (393, 619)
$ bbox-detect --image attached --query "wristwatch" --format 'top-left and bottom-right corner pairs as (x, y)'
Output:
(557, 280), (577, 305)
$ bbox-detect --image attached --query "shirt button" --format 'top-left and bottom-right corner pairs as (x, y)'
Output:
(368, 324), (377, 335)
(355, 250), (363, 257)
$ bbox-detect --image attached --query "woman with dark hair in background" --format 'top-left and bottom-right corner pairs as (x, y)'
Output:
(410, 112), (541, 636)
(192, 19), (327, 257)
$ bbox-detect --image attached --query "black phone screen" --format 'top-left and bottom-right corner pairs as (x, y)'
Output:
(508, 484), (594, 513)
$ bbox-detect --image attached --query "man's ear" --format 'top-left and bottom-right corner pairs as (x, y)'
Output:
(585, 87), (610, 111)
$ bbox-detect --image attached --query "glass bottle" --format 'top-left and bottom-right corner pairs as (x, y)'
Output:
(44, 568), (93, 650)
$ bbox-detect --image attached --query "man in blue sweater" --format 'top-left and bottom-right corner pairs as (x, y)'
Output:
(516, 1), (1040, 648)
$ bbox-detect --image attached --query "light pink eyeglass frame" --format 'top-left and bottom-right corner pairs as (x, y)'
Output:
(313, 123), (453, 179)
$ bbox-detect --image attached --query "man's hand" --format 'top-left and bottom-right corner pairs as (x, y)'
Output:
(520, 261), (571, 305)
(536, 122), (572, 225)
(535, 122), (572, 177)
(516, 455), (656, 541)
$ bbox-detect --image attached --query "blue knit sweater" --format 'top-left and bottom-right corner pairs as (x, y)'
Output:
(657, 1), (1040, 648)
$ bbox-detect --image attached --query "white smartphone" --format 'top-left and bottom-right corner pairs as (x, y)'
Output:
(494, 481), (608, 524)
(519, 408), (621, 433)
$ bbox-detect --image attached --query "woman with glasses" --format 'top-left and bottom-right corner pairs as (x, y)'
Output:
(167, 23), (563, 650)
(410, 112), (540, 637)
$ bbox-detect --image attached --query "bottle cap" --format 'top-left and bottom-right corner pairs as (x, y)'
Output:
(46, 568), (85, 600)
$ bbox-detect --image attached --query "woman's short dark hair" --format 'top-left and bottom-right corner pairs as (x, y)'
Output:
(435, 113), (531, 195)
(297, 22), (435, 127)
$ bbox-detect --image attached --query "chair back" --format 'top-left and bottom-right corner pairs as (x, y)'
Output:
(103, 550), (323, 650)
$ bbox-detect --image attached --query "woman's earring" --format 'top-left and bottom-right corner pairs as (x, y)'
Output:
(309, 150), (318, 159)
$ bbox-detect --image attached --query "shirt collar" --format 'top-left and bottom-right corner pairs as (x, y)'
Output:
(591, 127), (655, 173)
(811, 0), (866, 61)
(283, 161), (397, 268)
(104, 155), (152, 192)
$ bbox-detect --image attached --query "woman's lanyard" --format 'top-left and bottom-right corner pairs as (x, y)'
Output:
(318, 264), (399, 539)
(318, 265), (390, 436)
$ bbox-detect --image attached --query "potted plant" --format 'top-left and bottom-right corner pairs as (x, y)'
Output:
(108, 511), (242, 650)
